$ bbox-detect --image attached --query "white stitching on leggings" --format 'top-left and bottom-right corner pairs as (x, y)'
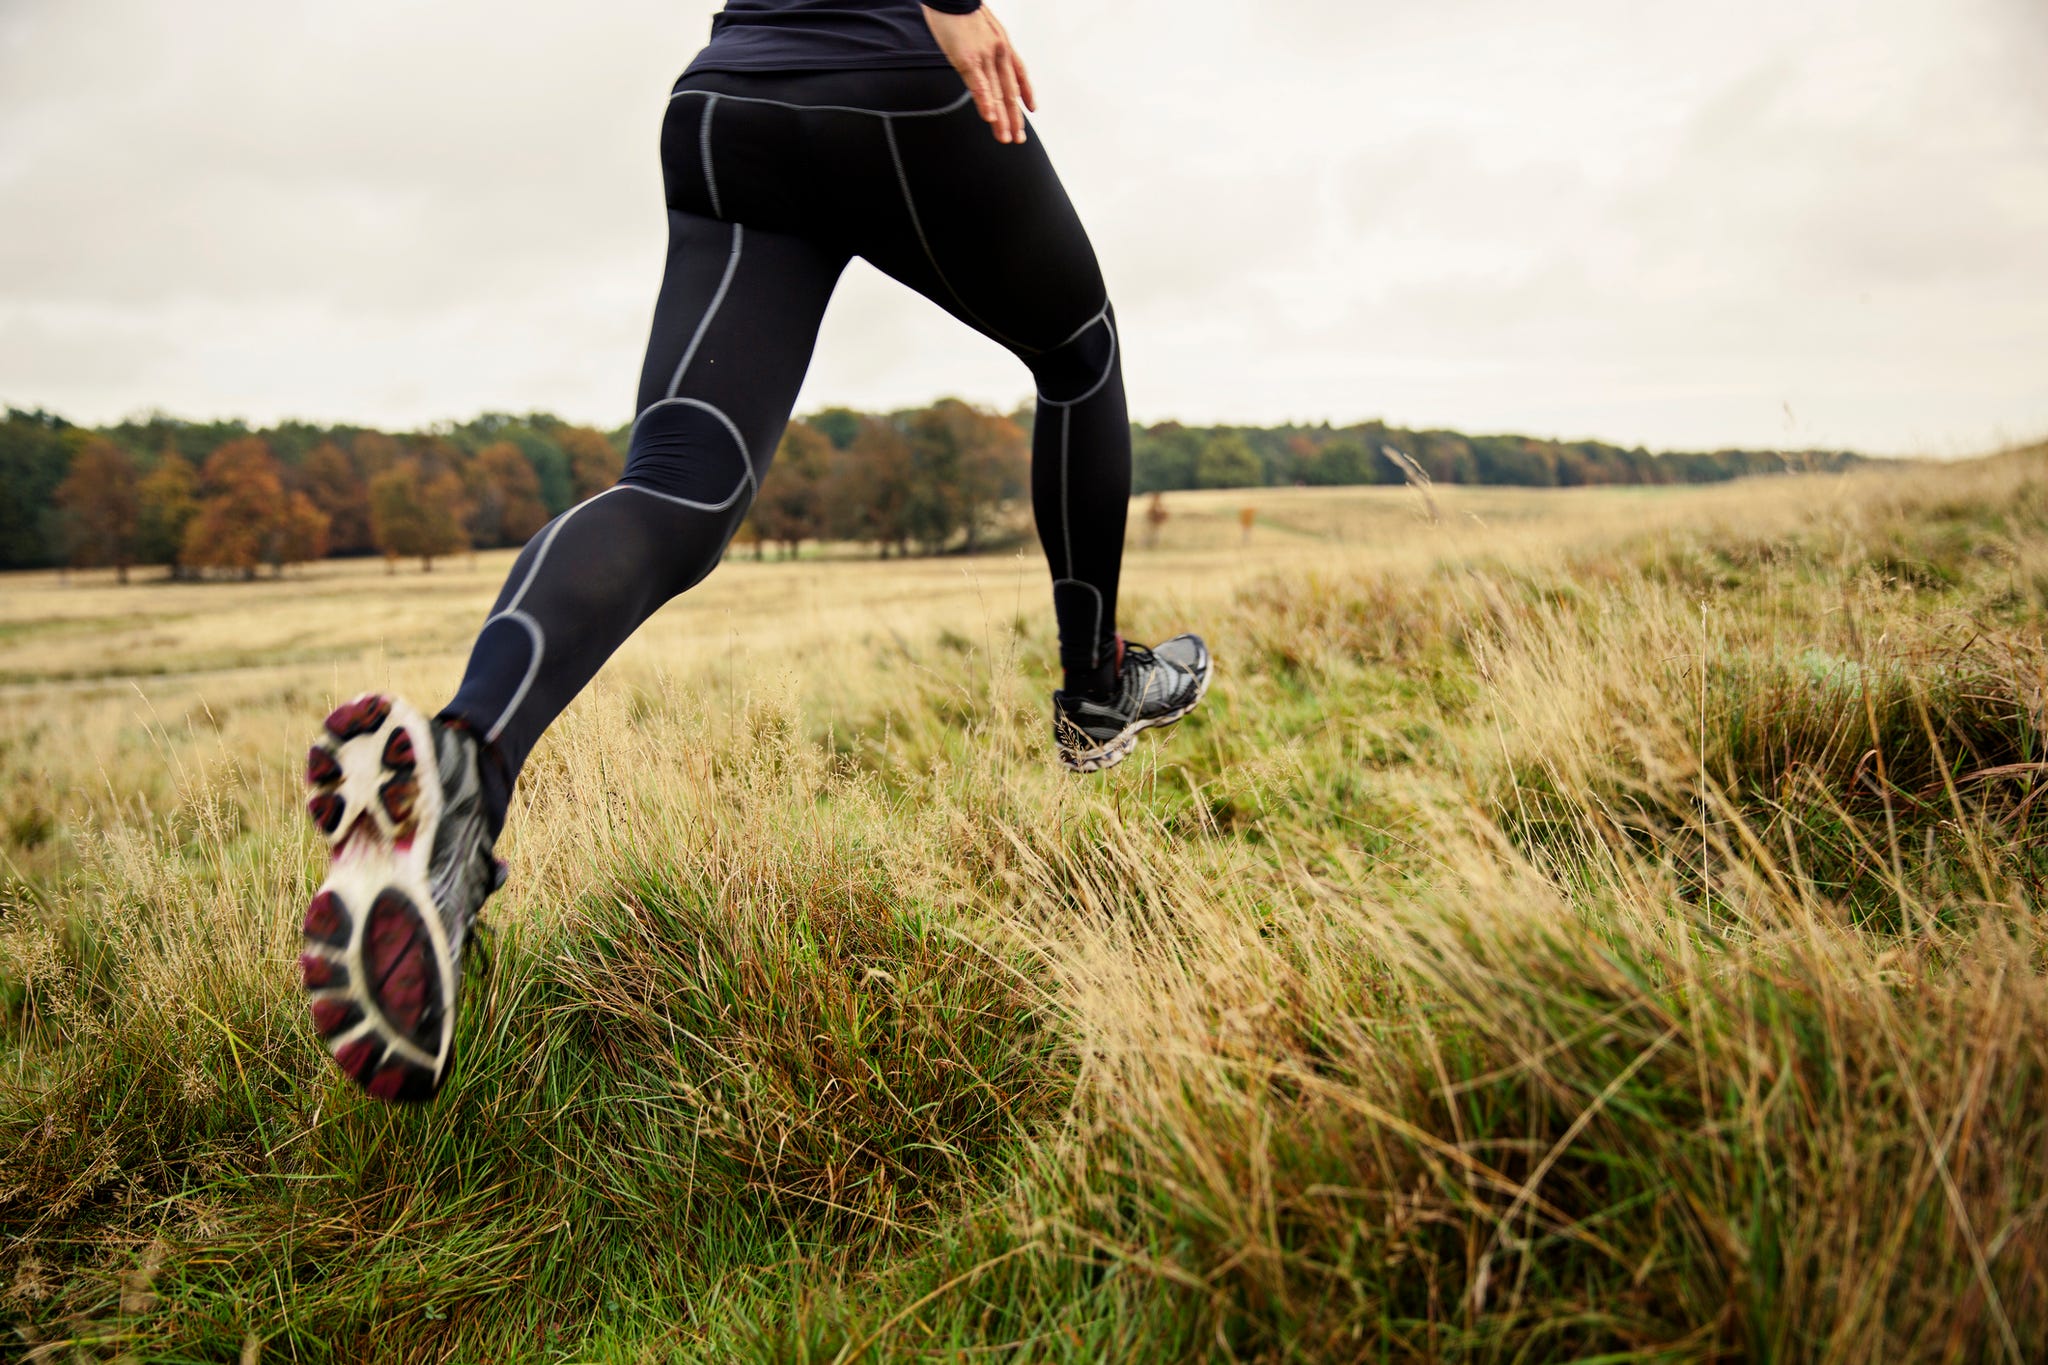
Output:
(1037, 312), (1118, 407)
(482, 609), (545, 745)
(667, 222), (742, 399)
(1058, 405), (1073, 576)
(502, 484), (625, 618)
(480, 387), (755, 742)
(668, 87), (975, 119)
(626, 395), (759, 505)
(882, 114), (1028, 352)
(1052, 301), (1110, 352)
(699, 93), (723, 219)
(1052, 578), (1104, 668)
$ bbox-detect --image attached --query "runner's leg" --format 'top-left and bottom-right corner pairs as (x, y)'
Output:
(851, 103), (1132, 697)
(439, 208), (847, 824)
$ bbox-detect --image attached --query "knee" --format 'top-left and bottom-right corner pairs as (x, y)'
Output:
(622, 397), (757, 510)
(1028, 306), (1118, 406)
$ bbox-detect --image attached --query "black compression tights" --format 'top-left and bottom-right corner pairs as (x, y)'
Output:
(441, 67), (1131, 813)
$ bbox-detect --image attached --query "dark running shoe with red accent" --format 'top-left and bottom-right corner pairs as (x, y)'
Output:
(1053, 634), (1213, 773)
(300, 694), (503, 1103)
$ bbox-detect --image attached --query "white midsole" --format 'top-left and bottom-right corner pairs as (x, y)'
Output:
(307, 695), (455, 1079)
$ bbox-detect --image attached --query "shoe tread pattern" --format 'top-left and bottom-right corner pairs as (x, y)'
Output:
(299, 694), (456, 1104)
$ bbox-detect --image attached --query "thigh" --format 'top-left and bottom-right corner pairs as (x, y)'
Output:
(853, 105), (1109, 360)
(631, 208), (848, 501)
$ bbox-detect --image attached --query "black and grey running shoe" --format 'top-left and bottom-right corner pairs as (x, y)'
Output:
(300, 695), (503, 1103)
(1053, 634), (1213, 773)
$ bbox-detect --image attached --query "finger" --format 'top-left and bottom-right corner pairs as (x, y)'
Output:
(982, 58), (1015, 142)
(985, 12), (1036, 115)
(969, 59), (1000, 135)
(995, 50), (1025, 143)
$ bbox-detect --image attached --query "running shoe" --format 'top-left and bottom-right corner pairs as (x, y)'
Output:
(299, 695), (503, 1103)
(1053, 634), (1213, 773)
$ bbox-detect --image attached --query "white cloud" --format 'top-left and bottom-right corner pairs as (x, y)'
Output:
(1, 0), (2042, 453)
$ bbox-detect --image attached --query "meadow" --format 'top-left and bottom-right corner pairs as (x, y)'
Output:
(5, 461), (2047, 1362)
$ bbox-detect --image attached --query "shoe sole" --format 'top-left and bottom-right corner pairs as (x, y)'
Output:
(1059, 650), (1216, 774)
(300, 693), (456, 1103)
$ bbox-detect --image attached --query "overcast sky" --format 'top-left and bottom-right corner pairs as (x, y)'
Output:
(2, 0), (2043, 454)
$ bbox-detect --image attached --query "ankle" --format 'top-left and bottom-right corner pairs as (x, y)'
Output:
(1063, 660), (1116, 700)
(435, 711), (511, 843)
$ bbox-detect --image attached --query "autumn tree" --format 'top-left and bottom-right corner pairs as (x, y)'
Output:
(351, 430), (401, 482)
(183, 437), (288, 579)
(371, 459), (469, 572)
(952, 405), (1027, 552)
(55, 437), (141, 582)
(467, 441), (549, 548)
(559, 425), (623, 501)
(301, 441), (371, 552)
(900, 402), (967, 552)
(826, 418), (913, 558)
(270, 491), (331, 572)
(752, 420), (831, 558)
(136, 451), (199, 576)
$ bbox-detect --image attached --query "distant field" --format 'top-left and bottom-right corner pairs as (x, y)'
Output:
(0, 481), (1743, 875)
(6, 464), (2048, 1362)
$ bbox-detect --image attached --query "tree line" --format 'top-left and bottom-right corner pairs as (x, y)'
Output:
(1131, 420), (1862, 494)
(0, 411), (624, 580)
(0, 402), (1862, 577)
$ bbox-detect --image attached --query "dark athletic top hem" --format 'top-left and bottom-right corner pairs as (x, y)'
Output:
(681, 0), (970, 79)
(682, 52), (957, 76)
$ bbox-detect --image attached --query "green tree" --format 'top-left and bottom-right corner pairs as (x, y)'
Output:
(1134, 422), (1203, 493)
(0, 409), (74, 568)
(1306, 439), (1373, 486)
(1195, 431), (1263, 489)
(809, 407), (861, 450)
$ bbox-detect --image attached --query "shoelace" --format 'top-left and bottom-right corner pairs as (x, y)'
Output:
(1117, 642), (1161, 711)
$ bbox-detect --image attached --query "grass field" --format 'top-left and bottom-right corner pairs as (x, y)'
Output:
(6, 462), (2048, 1362)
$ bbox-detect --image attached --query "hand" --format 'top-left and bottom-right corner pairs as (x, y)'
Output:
(922, 4), (1036, 144)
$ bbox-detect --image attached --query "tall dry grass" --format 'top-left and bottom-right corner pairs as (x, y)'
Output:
(4, 459), (2047, 1361)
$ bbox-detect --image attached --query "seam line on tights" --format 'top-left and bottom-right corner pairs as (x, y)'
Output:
(699, 94), (723, 219)
(1058, 404), (1073, 577)
(668, 222), (742, 399)
(627, 395), (759, 504)
(501, 485), (624, 619)
(1052, 578), (1104, 669)
(881, 114), (1029, 353)
(1038, 312), (1118, 408)
(482, 608), (545, 746)
(668, 87), (975, 120)
(1052, 301), (1110, 352)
